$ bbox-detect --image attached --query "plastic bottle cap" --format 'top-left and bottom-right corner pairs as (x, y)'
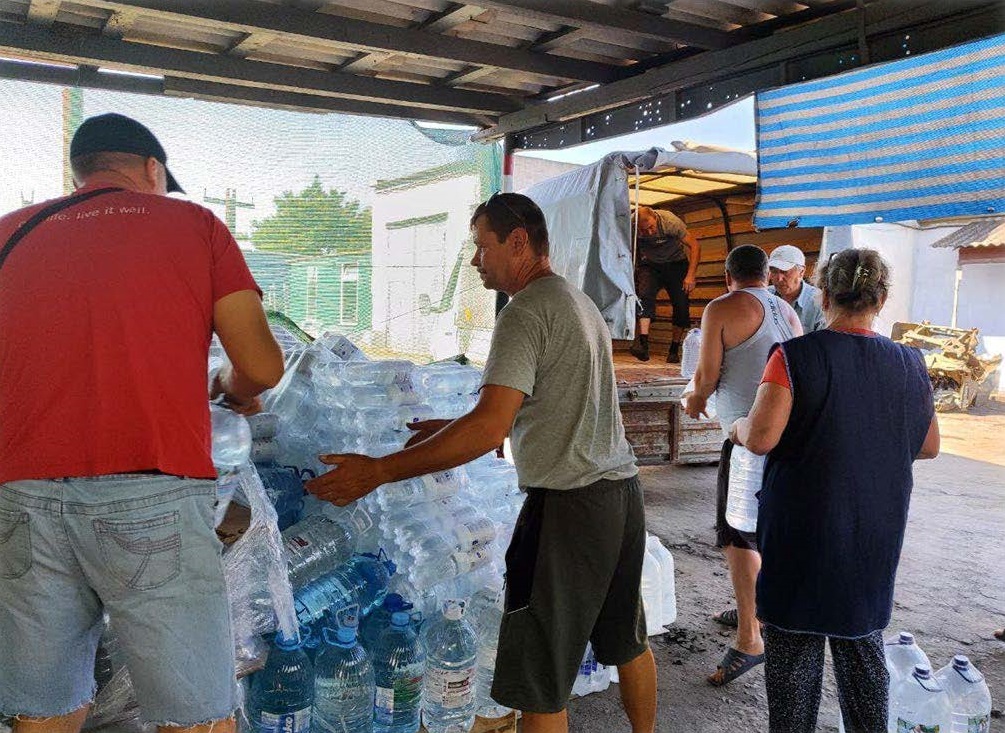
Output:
(390, 611), (410, 627)
(914, 664), (931, 679)
(952, 655), (970, 670)
(274, 631), (301, 651)
(337, 626), (356, 644)
(898, 631), (915, 644)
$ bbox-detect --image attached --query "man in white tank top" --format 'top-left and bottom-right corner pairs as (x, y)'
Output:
(684, 245), (802, 687)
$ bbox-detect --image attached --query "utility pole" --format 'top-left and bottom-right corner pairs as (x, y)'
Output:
(204, 188), (255, 236)
(62, 87), (84, 194)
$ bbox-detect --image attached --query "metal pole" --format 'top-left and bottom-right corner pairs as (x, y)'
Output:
(495, 134), (515, 316)
(951, 266), (962, 329)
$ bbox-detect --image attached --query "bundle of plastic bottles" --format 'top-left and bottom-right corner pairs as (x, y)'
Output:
(835, 630), (994, 733)
(226, 330), (532, 731)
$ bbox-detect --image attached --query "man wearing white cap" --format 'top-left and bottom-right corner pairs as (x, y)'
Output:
(768, 245), (825, 333)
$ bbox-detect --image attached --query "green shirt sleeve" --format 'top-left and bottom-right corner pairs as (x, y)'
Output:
(480, 303), (543, 398)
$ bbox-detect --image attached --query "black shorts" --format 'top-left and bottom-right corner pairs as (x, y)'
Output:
(715, 439), (758, 551)
(635, 258), (690, 327)
(491, 476), (649, 713)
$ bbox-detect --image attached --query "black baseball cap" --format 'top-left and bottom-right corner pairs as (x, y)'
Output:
(70, 113), (184, 193)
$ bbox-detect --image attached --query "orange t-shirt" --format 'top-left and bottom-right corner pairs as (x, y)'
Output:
(760, 328), (879, 391)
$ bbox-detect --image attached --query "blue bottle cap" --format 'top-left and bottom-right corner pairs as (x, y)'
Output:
(390, 611), (410, 627)
(337, 626), (357, 644)
(274, 631), (301, 651)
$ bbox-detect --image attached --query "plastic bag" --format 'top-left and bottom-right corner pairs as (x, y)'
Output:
(224, 462), (298, 676)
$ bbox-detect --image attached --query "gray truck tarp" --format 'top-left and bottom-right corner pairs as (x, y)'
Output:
(521, 141), (756, 340)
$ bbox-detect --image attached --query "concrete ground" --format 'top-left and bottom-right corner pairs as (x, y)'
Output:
(568, 404), (1005, 732)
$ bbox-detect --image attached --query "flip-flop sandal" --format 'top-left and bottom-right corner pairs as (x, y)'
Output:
(712, 608), (739, 628)
(707, 647), (764, 687)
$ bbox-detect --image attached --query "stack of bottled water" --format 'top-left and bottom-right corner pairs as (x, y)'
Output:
(835, 631), (993, 733)
(233, 333), (527, 729)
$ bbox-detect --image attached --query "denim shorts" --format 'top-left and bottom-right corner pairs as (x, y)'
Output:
(0, 475), (237, 725)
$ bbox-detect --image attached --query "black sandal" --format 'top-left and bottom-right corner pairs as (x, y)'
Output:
(712, 608), (739, 628)
(707, 647), (764, 687)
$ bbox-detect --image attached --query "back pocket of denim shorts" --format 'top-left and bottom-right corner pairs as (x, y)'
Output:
(94, 511), (181, 590)
(0, 508), (31, 579)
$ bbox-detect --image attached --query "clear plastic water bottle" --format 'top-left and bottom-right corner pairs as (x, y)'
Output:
(248, 412), (281, 440)
(412, 364), (481, 397)
(284, 510), (373, 589)
(210, 404), (252, 470)
(646, 534), (677, 627)
(572, 645), (595, 698)
(725, 446), (764, 533)
(373, 611), (426, 733)
(247, 631), (314, 733)
(886, 632), (932, 684)
(313, 624), (375, 733)
(295, 554), (396, 626)
(361, 594), (413, 652)
(681, 328), (702, 379)
(468, 596), (510, 719)
(889, 664), (953, 733)
(935, 655), (992, 733)
(410, 546), (492, 592)
(421, 600), (478, 733)
(641, 543), (663, 635)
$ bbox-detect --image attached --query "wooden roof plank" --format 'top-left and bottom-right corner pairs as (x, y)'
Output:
(74, 0), (624, 83)
(26, 0), (59, 25)
(0, 20), (519, 113)
(460, 0), (735, 49)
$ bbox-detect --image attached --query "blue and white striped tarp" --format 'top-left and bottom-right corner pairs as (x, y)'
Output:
(754, 33), (1005, 229)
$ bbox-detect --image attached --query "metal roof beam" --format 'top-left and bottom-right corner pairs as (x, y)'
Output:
(0, 22), (518, 114)
(458, 0), (734, 49)
(75, 0), (624, 84)
(163, 77), (491, 126)
(474, 0), (999, 140)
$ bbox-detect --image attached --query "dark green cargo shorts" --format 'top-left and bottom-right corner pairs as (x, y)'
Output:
(490, 474), (649, 713)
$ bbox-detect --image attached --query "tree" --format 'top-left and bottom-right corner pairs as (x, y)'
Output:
(251, 175), (371, 257)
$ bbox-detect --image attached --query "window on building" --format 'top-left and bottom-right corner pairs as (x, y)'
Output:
(341, 263), (359, 325)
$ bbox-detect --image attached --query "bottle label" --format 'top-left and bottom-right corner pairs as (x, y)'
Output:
(967, 715), (990, 733)
(427, 665), (476, 709)
(259, 708), (311, 733)
(896, 720), (940, 732)
(374, 686), (395, 725)
(454, 519), (496, 548)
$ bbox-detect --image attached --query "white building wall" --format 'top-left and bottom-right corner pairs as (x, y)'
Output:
(371, 173), (486, 360)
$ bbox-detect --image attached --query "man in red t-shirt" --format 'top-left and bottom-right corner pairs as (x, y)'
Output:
(0, 114), (284, 732)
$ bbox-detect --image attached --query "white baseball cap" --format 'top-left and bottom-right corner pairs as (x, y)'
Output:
(767, 245), (806, 271)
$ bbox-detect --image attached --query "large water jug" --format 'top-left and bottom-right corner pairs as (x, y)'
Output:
(681, 328), (702, 379)
(889, 665), (954, 733)
(725, 446), (764, 533)
(421, 601), (478, 733)
(295, 554), (396, 626)
(646, 534), (677, 627)
(641, 543), (664, 635)
(284, 508), (373, 589)
(313, 624), (375, 733)
(373, 612), (425, 733)
(886, 632), (932, 684)
(247, 631), (314, 733)
(935, 655), (992, 733)
(210, 404), (252, 470)
(360, 594), (413, 652)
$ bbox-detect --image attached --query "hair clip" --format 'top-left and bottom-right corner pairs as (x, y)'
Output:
(852, 264), (872, 291)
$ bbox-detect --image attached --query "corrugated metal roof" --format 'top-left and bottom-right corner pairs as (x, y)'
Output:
(931, 217), (1005, 249)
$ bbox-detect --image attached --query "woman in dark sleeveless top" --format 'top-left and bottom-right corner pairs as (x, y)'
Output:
(729, 249), (940, 733)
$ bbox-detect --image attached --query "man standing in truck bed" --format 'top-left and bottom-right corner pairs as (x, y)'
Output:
(630, 205), (702, 364)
